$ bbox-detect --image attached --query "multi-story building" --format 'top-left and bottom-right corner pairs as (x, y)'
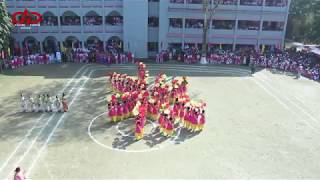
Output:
(6, 0), (291, 58)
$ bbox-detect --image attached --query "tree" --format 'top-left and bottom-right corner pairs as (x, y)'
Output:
(201, 0), (218, 64)
(0, 1), (13, 72)
(286, 0), (320, 43)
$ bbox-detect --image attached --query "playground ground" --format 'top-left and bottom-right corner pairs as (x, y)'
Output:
(0, 62), (320, 179)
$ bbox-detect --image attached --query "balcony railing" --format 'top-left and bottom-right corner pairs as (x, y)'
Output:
(16, 0), (37, 8)
(82, 0), (103, 8)
(105, 25), (123, 33)
(38, 0), (58, 8)
(38, 26), (60, 33)
(6, 0), (15, 8)
(59, 0), (81, 8)
(83, 25), (104, 33)
(104, 0), (123, 8)
(60, 25), (82, 33)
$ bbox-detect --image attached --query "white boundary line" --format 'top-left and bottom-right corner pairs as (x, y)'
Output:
(12, 63), (319, 178)
(0, 64), (91, 173)
(87, 112), (182, 153)
(252, 74), (320, 132)
(3, 65), (101, 179)
(24, 67), (136, 176)
(258, 72), (319, 121)
(257, 72), (320, 128)
(20, 65), (251, 176)
(116, 118), (158, 137)
(8, 68), (92, 174)
(25, 70), (94, 177)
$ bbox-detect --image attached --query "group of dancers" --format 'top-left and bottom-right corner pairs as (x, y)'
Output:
(107, 62), (207, 140)
(20, 93), (68, 113)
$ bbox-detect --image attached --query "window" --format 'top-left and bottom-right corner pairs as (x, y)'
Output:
(212, 20), (235, 30)
(169, 18), (183, 28)
(170, 0), (184, 3)
(240, 0), (263, 6)
(262, 21), (284, 31)
(265, 0), (287, 7)
(238, 20), (260, 30)
(185, 19), (204, 28)
(148, 17), (159, 27)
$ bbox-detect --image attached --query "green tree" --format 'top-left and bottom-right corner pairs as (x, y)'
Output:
(0, 1), (13, 72)
(286, 0), (320, 43)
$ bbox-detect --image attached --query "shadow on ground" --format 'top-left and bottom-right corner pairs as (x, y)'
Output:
(0, 63), (240, 150)
(1, 62), (259, 79)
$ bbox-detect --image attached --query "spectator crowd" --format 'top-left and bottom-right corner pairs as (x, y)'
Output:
(158, 47), (320, 81)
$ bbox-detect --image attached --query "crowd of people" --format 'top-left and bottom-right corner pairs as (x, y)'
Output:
(107, 62), (207, 140)
(167, 47), (320, 81)
(84, 16), (103, 26)
(0, 44), (135, 70)
(1, 53), (61, 70)
(170, 0), (287, 7)
(20, 93), (68, 113)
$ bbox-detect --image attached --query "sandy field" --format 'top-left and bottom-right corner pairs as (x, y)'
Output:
(0, 63), (320, 179)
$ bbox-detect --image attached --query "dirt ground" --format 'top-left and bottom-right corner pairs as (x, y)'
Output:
(0, 63), (320, 179)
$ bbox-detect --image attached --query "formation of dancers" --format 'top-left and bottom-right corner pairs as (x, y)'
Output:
(20, 93), (68, 113)
(107, 62), (207, 140)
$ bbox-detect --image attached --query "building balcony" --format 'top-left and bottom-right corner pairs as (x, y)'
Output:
(83, 25), (104, 33)
(185, 3), (202, 9)
(211, 29), (235, 36)
(263, 6), (288, 13)
(82, 0), (103, 8)
(210, 30), (235, 43)
(105, 25), (123, 33)
(168, 27), (183, 34)
(236, 29), (259, 36)
(38, 26), (60, 33)
(260, 31), (283, 39)
(60, 25), (82, 33)
(16, 0), (37, 8)
(38, 0), (58, 8)
(216, 4), (238, 11)
(104, 0), (123, 8)
(185, 28), (203, 34)
(238, 5), (263, 11)
(235, 30), (260, 41)
(168, 2), (185, 9)
(6, 0), (15, 8)
(59, 0), (81, 8)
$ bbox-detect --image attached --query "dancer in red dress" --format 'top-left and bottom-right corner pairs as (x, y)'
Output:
(62, 93), (68, 112)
